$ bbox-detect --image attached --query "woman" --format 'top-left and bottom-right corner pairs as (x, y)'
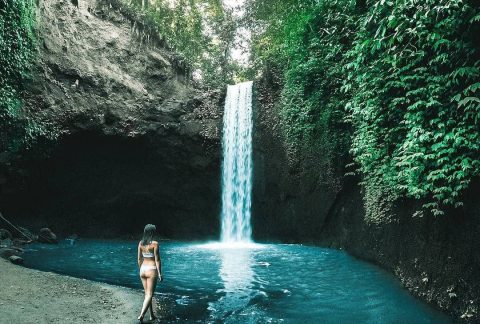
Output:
(137, 224), (163, 322)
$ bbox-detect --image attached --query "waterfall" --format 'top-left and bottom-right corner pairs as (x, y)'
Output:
(220, 81), (253, 243)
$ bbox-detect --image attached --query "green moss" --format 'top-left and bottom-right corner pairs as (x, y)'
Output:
(0, 0), (38, 152)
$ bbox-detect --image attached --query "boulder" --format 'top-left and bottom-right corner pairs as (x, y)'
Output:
(0, 228), (12, 240)
(9, 255), (24, 265)
(38, 227), (58, 244)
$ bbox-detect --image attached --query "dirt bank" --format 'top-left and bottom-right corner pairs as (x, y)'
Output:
(0, 259), (162, 323)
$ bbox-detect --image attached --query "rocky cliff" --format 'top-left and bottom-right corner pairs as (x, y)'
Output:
(0, 0), (224, 239)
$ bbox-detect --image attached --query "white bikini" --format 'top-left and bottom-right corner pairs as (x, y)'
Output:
(140, 246), (157, 274)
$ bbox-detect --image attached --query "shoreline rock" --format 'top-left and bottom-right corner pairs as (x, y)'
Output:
(38, 227), (58, 244)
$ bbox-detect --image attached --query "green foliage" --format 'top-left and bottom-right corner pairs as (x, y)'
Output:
(345, 0), (480, 218)
(279, 1), (356, 153)
(248, 0), (480, 219)
(0, 0), (41, 152)
(245, 0), (316, 81)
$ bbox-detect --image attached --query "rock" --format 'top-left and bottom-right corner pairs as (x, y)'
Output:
(0, 248), (20, 259)
(38, 228), (58, 244)
(0, 228), (12, 240)
(0, 238), (13, 248)
(9, 255), (24, 265)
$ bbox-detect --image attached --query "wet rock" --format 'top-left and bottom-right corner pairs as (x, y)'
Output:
(0, 248), (20, 259)
(38, 228), (58, 244)
(9, 255), (24, 265)
(65, 238), (76, 245)
(0, 228), (12, 240)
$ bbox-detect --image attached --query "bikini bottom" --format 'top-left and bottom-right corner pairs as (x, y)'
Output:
(140, 264), (157, 275)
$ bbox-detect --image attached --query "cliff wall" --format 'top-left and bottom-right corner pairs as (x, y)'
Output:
(0, 0), (224, 239)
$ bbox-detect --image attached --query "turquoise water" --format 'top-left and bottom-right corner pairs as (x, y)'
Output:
(24, 240), (451, 323)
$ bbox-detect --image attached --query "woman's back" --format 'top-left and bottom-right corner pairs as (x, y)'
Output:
(140, 241), (157, 261)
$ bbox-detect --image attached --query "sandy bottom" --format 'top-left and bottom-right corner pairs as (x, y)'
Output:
(0, 259), (161, 323)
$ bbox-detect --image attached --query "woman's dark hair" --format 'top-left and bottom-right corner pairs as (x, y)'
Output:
(141, 224), (156, 246)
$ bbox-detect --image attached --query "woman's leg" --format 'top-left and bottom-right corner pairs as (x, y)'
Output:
(149, 298), (156, 320)
(139, 274), (150, 320)
(140, 275), (147, 293)
(139, 272), (157, 319)
(149, 276), (158, 319)
(138, 272), (148, 321)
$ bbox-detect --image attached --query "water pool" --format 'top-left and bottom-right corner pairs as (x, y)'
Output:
(24, 240), (451, 323)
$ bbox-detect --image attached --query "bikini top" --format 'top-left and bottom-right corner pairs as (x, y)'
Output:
(141, 241), (155, 258)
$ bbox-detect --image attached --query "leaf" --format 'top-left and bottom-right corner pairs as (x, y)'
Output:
(458, 97), (480, 108)
(470, 14), (480, 23)
(433, 39), (450, 50)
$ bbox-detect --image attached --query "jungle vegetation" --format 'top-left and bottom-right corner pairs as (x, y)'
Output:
(245, 0), (480, 220)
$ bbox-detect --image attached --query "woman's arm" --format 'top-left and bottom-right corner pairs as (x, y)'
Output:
(154, 242), (163, 281)
(137, 242), (143, 268)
